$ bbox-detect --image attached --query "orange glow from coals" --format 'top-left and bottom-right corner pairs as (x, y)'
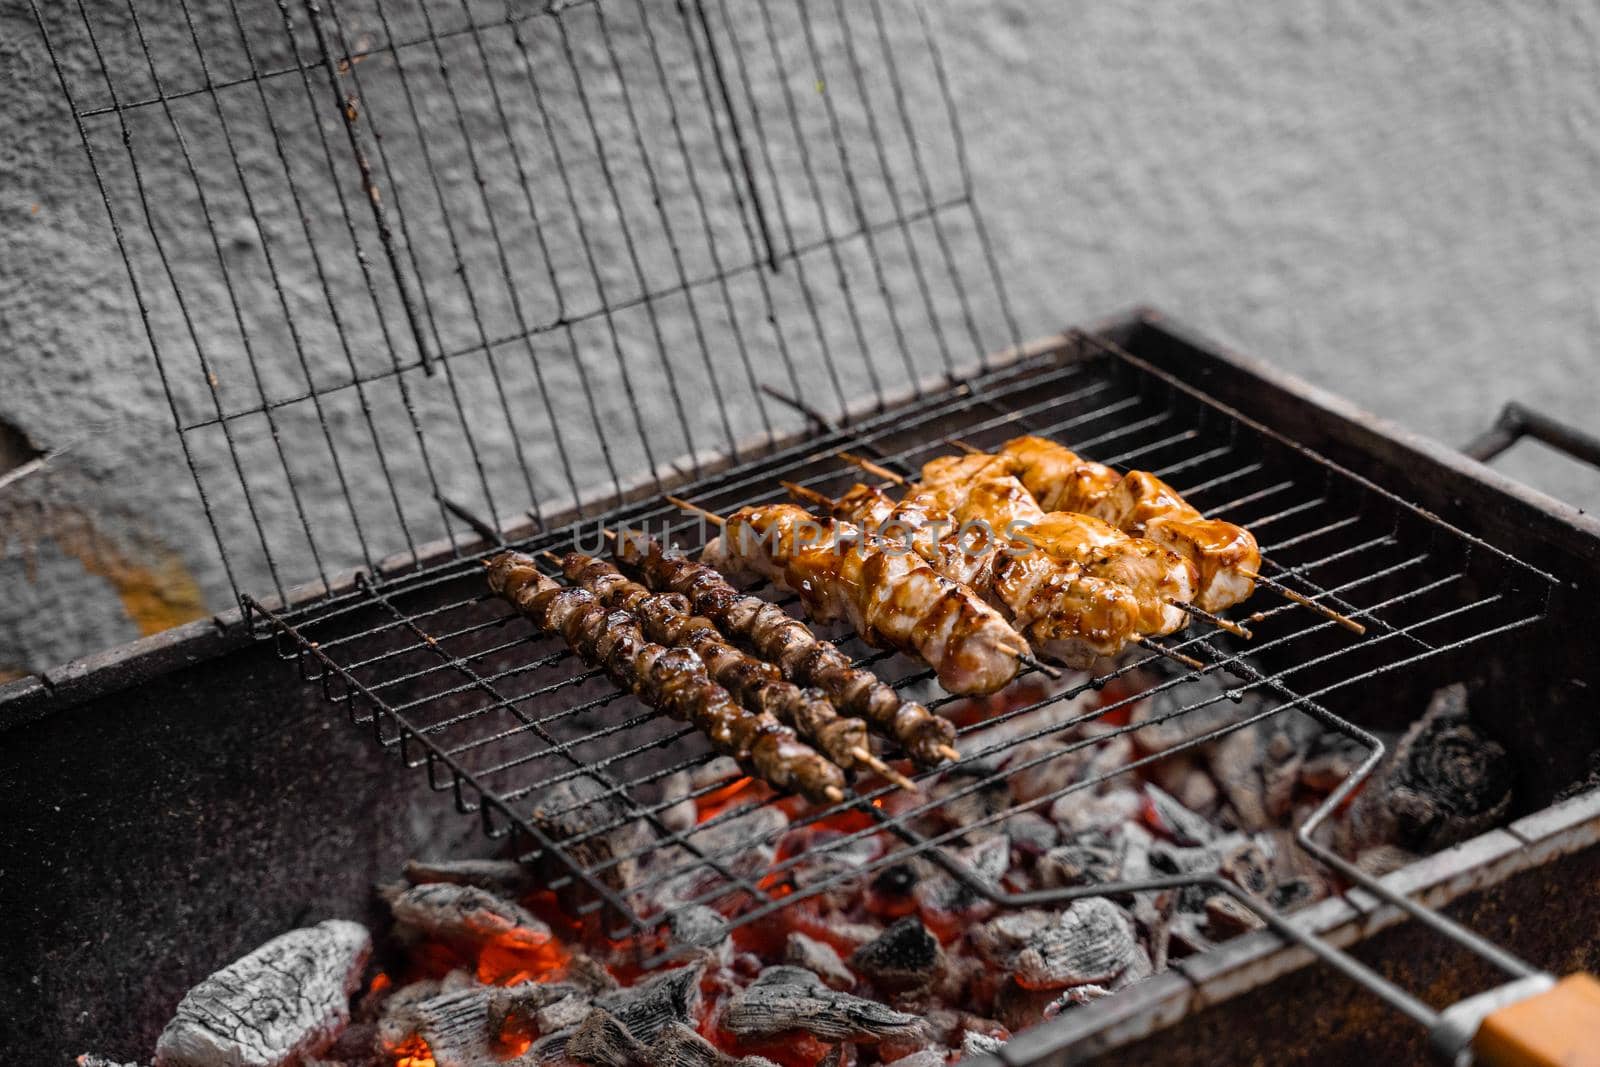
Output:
(476, 927), (570, 986)
(696, 776), (765, 823)
(390, 1035), (436, 1067)
(368, 970), (393, 995)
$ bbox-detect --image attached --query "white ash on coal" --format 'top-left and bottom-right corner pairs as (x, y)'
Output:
(153, 919), (370, 1067)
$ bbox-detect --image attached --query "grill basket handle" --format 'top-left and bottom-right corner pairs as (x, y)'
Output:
(1463, 402), (1600, 471)
(1471, 973), (1600, 1067)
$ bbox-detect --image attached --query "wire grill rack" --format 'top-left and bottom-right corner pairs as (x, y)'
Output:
(33, 0), (1016, 609)
(251, 332), (1557, 1012)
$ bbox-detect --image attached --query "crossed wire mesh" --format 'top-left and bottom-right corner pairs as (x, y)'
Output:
(33, 0), (1018, 611)
(251, 336), (1558, 991)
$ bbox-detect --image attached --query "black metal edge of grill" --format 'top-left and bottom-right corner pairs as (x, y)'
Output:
(209, 315), (1588, 1035)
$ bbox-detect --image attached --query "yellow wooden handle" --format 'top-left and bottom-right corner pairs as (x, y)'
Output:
(1472, 974), (1600, 1067)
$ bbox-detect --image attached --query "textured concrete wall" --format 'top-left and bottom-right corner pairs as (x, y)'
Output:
(3, 0), (1598, 677)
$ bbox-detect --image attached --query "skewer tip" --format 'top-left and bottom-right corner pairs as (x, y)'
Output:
(822, 786), (846, 805)
(950, 438), (985, 455)
(665, 495), (726, 526)
(936, 744), (963, 763)
(837, 450), (907, 486)
(1136, 637), (1205, 672)
(852, 747), (919, 792)
(1243, 569), (1367, 634)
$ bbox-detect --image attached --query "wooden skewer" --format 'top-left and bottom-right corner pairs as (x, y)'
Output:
(1241, 569), (1367, 635)
(1167, 598), (1253, 639)
(936, 744), (963, 763)
(851, 747), (919, 792)
(823, 786), (846, 804)
(666, 495), (725, 527)
(1136, 637), (1205, 671)
(836, 450), (907, 486)
(949, 438), (986, 455)
(998, 644), (1062, 679)
(779, 479), (835, 511)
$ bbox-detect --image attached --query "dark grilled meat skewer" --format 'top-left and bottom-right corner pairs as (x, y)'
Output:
(486, 552), (847, 806)
(614, 535), (960, 768)
(552, 551), (916, 791)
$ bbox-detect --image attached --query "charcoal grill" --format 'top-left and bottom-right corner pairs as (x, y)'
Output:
(15, 0), (1600, 1063)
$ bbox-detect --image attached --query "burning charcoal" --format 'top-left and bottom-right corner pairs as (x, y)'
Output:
(1038, 830), (1122, 888)
(785, 931), (858, 991)
(912, 835), (1009, 918)
(153, 919), (370, 1067)
(1050, 785), (1142, 834)
(1384, 684), (1514, 852)
(658, 770), (699, 836)
(1149, 832), (1269, 911)
(379, 986), (507, 1067)
(1204, 894), (1266, 939)
(667, 905), (731, 958)
(403, 857), (539, 899)
(1132, 890), (1177, 973)
(972, 909), (1053, 967)
(784, 831), (886, 912)
(76, 1057), (145, 1067)
(1141, 783), (1216, 846)
(1111, 943), (1154, 990)
(593, 960), (706, 1045)
(649, 1022), (780, 1067)
(1042, 984), (1111, 1018)
(523, 985), (597, 1035)
(1002, 739), (1088, 805)
(995, 977), (1058, 1032)
(530, 775), (656, 907)
(565, 951), (622, 996)
(930, 756), (1014, 829)
(721, 966), (924, 1044)
(648, 806), (789, 911)
(1207, 727), (1269, 831)
(1130, 673), (1253, 752)
(522, 1029), (579, 1065)
(1166, 911), (1215, 958)
(1003, 810), (1059, 858)
(384, 882), (556, 973)
(1011, 898), (1139, 989)
(962, 1031), (1007, 1057)
(567, 1008), (649, 1067)
(881, 1050), (946, 1067)
(848, 917), (945, 995)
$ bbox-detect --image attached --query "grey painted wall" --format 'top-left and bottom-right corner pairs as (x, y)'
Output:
(3, 0), (1598, 677)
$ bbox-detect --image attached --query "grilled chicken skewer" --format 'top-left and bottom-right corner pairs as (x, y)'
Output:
(781, 480), (1149, 669)
(922, 437), (1258, 613)
(669, 498), (1032, 696)
(549, 550), (917, 791)
(486, 552), (847, 805)
(939, 437), (1364, 633)
(823, 468), (1198, 639)
(614, 534), (961, 768)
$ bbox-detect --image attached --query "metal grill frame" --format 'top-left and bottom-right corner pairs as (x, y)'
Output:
(250, 328), (1560, 1028)
(32, 0), (1020, 610)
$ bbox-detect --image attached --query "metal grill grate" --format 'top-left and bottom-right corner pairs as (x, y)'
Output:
(251, 332), (1557, 998)
(33, 0), (1017, 609)
(32, 0), (1577, 1045)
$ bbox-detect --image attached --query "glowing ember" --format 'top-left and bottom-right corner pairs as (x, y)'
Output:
(477, 927), (570, 986)
(389, 1035), (435, 1067)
